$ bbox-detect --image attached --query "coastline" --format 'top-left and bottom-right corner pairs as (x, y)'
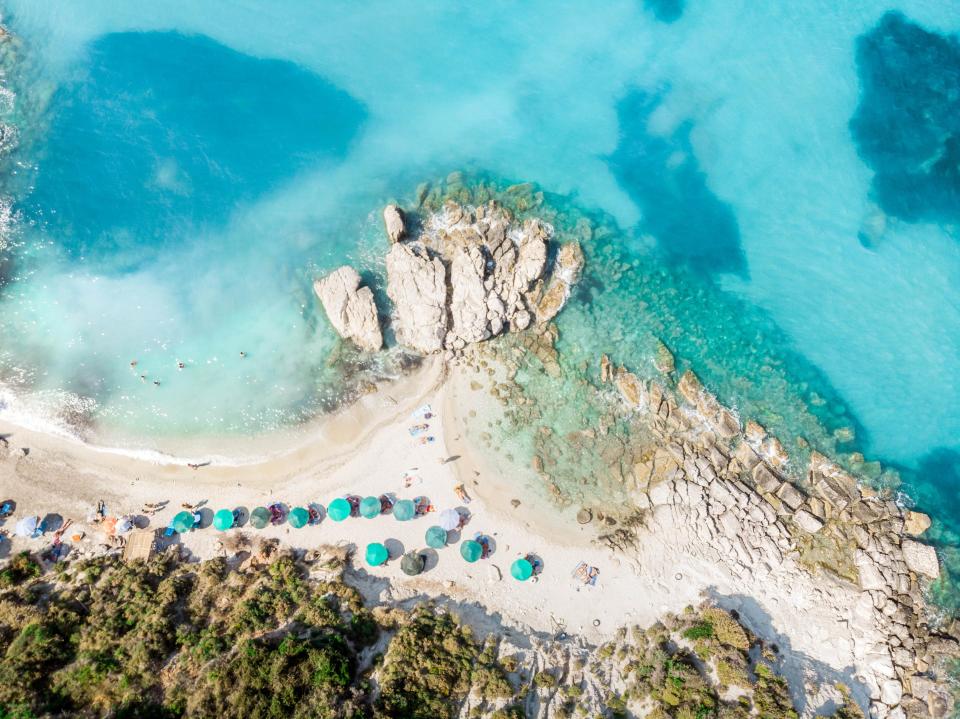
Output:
(1, 348), (953, 716)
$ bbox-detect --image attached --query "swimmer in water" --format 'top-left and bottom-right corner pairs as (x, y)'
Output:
(140, 375), (146, 382)
(177, 361), (185, 369)
(130, 360), (138, 368)
(153, 380), (161, 386)
(239, 351), (247, 358)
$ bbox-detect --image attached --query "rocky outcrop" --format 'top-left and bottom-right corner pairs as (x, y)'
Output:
(385, 242), (447, 354)
(313, 266), (383, 351)
(383, 204), (406, 243)
(384, 201), (579, 354)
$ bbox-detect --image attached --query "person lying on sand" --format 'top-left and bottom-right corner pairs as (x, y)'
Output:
(93, 500), (106, 523)
(379, 494), (395, 513)
(454, 484), (471, 504)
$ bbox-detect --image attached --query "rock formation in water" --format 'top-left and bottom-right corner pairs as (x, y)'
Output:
(382, 203), (406, 243)
(312, 266), (383, 352)
(317, 200), (584, 355)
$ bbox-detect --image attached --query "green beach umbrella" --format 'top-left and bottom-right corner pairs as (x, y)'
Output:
(328, 498), (351, 522)
(288, 507), (309, 528)
(213, 509), (234, 531)
(171, 511), (194, 534)
(511, 558), (534, 581)
(460, 539), (482, 563)
(359, 496), (381, 519)
(249, 507), (270, 529)
(425, 525), (448, 549)
(365, 542), (389, 567)
(400, 551), (425, 576)
(393, 499), (415, 521)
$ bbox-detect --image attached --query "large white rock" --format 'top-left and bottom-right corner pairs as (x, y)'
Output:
(385, 242), (448, 354)
(383, 204), (406, 243)
(880, 679), (903, 706)
(448, 244), (491, 345)
(901, 539), (940, 579)
(534, 240), (584, 324)
(792, 509), (824, 534)
(313, 266), (382, 352)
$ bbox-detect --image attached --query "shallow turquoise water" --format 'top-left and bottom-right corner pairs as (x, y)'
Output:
(0, 2), (958, 587)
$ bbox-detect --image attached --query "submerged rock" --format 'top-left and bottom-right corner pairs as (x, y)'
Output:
(313, 266), (383, 352)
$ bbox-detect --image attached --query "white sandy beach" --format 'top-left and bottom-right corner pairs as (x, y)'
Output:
(0, 356), (891, 715)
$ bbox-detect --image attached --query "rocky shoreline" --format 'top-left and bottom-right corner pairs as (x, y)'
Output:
(312, 195), (955, 718)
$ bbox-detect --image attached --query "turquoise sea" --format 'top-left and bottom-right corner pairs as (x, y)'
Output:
(0, 3), (957, 602)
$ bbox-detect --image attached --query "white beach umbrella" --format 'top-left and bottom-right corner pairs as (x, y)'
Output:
(116, 516), (134, 534)
(14, 516), (38, 538)
(438, 508), (460, 531)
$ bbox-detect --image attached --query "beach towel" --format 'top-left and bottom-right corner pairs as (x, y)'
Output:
(573, 562), (599, 586)
(408, 423), (429, 437)
(411, 403), (433, 420)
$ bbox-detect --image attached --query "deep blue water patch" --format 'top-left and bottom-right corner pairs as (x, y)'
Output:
(608, 90), (746, 276)
(29, 31), (366, 266)
(644, 0), (684, 24)
(850, 12), (960, 225)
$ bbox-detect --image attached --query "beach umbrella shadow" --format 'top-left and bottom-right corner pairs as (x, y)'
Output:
(527, 552), (544, 575)
(0, 536), (10, 559)
(475, 533), (497, 558)
(447, 529), (462, 543)
(421, 548), (439, 572)
(41, 513), (63, 533)
(196, 507), (214, 529)
(384, 538), (405, 559)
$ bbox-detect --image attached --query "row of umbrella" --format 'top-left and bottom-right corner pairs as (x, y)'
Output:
(363, 540), (534, 581)
(171, 500), (463, 534)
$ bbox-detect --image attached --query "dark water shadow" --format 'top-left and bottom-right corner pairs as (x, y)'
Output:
(644, 0), (684, 23)
(850, 12), (960, 227)
(29, 30), (367, 268)
(607, 89), (747, 277)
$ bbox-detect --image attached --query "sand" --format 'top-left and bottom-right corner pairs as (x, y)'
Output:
(0, 356), (886, 714)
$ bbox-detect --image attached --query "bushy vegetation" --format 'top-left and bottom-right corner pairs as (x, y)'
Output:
(0, 549), (510, 719)
(0, 551), (866, 719)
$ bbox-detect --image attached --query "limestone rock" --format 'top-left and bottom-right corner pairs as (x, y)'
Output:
(599, 354), (612, 384)
(386, 242), (448, 353)
(448, 244), (491, 344)
(880, 679), (903, 706)
(313, 266), (383, 352)
(904, 510), (931, 536)
(793, 509), (824, 534)
(614, 367), (645, 408)
(901, 539), (940, 579)
(677, 370), (702, 405)
(383, 204), (406, 243)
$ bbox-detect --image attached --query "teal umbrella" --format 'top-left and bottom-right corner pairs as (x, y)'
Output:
(171, 511), (194, 534)
(288, 507), (309, 528)
(393, 499), (415, 521)
(249, 507), (270, 529)
(511, 558), (534, 581)
(460, 539), (482, 563)
(425, 525), (448, 549)
(328, 498), (351, 522)
(365, 542), (389, 566)
(360, 496), (381, 519)
(213, 509), (234, 531)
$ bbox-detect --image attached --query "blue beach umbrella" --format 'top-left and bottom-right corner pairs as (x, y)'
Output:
(460, 539), (482, 563)
(213, 509), (234, 531)
(249, 507), (270, 529)
(327, 498), (351, 522)
(425, 525), (448, 549)
(511, 558), (534, 581)
(288, 507), (310, 528)
(359, 496), (381, 519)
(171, 511), (194, 534)
(365, 542), (389, 566)
(393, 499), (415, 521)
